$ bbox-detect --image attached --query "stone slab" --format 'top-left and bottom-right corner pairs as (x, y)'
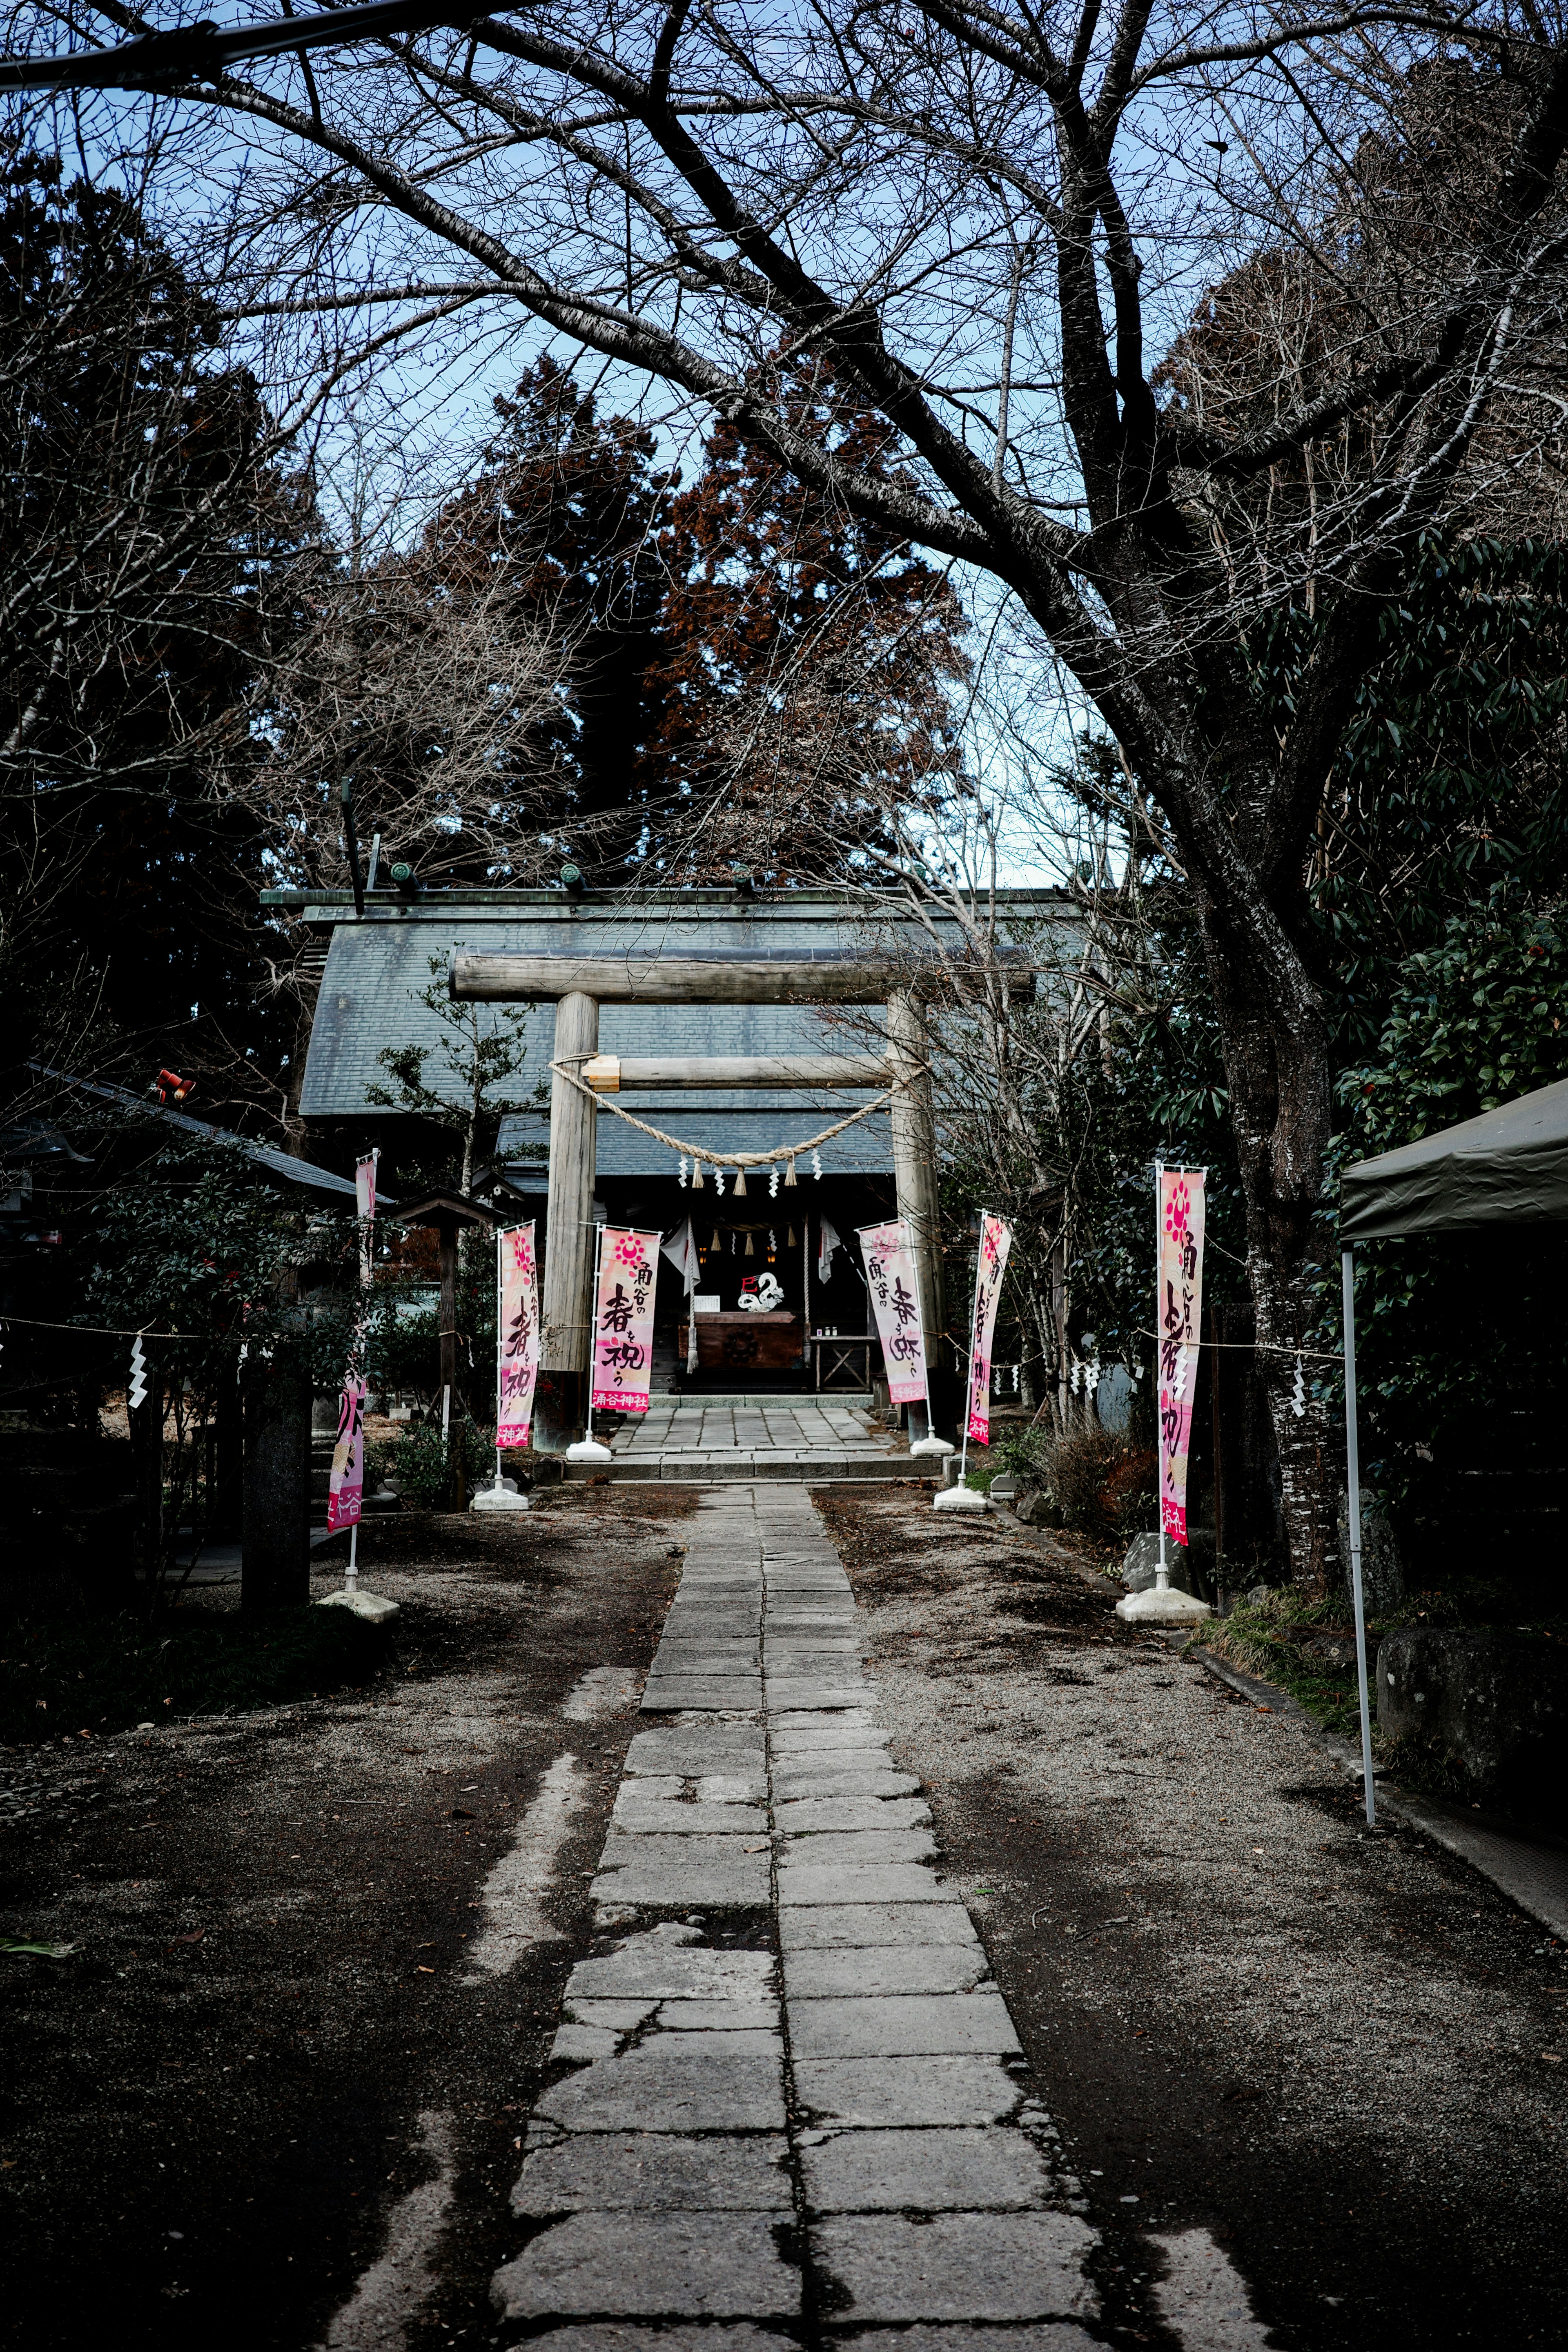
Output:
(600, 1833), (768, 1864)
(763, 1684), (867, 1708)
(765, 1652), (862, 1670)
(537, 2046), (786, 2133)
(641, 1681), (765, 1714)
(772, 1770), (922, 1802)
(778, 1904), (980, 1950)
(524, 2330), (799, 2352)
(789, 1993), (1022, 2058)
(512, 2133), (792, 2214)
(792, 2056), (1022, 2127)
(553, 2023), (623, 2062)
(653, 1647), (762, 1668)
(612, 1802), (769, 1835)
(568, 1938), (773, 2004)
(564, 1998), (657, 2031)
(493, 2211), (800, 2319)
(591, 1857), (771, 1907)
(768, 1726), (889, 1752)
(800, 2128), (1051, 2213)
(653, 1996), (779, 2031)
(810, 2213), (1098, 2322)
(824, 2332), (1099, 2352)
(625, 1729), (765, 1775)
(775, 1798), (930, 1833)
(784, 1945), (989, 1998)
(777, 1864), (947, 1907)
(780, 1826), (934, 1860)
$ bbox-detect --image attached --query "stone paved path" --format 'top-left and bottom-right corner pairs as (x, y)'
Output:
(600, 1401), (911, 1484)
(490, 1485), (1103, 2348)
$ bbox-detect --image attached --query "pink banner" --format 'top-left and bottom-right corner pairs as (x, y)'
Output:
(497, 1223), (540, 1450)
(1157, 1167), (1206, 1544)
(858, 1218), (928, 1405)
(326, 1377), (366, 1532)
(592, 1227), (660, 1413)
(966, 1212), (1013, 1445)
(354, 1153), (377, 1222)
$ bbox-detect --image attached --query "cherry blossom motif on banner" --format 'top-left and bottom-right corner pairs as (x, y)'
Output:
(592, 1227), (661, 1413)
(966, 1212), (1014, 1445)
(1157, 1166), (1207, 1545)
(858, 1218), (928, 1405)
(496, 1222), (541, 1450)
(326, 1377), (367, 1532)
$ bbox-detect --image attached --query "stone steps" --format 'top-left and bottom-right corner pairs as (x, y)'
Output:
(571, 1452), (924, 1483)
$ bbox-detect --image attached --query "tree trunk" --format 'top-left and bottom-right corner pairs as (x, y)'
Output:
(242, 1355), (312, 1611)
(1200, 917), (1336, 1590)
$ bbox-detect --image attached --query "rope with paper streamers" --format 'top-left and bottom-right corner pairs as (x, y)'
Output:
(548, 1057), (920, 1196)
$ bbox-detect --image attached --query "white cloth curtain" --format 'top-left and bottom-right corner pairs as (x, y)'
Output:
(661, 1217), (701, 1372)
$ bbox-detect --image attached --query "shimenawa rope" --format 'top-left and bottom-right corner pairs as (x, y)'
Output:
(547, 1057), (922, 1172)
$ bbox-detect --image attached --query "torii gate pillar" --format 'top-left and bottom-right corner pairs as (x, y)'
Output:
(535, 989), (599, 1452)
(888, 989), (949, 1443)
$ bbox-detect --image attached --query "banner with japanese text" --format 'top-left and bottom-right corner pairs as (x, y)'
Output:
(326, 1377), (366, 1532)
(966, 1212), (1013, 1445)
(592, 1227), (661, 1413)
(858, 1218), (928, 1405)
(1157, 1167), (1206, 1545)
(496, 1222), (541, 1450)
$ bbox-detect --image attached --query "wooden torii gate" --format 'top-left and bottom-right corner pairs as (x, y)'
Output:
(450, 952), (947, 1450)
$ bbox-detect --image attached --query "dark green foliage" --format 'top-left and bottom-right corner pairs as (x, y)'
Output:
(367, 1418), (495, 1509)
(0, 1605), (388, 1744)
(1317, 850), (1566, 1570)
(81, 1122), (358, 1390)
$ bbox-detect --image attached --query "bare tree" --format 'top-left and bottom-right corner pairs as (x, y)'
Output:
(228, 556), (569, 893)
(22, 0), (1568, 1576)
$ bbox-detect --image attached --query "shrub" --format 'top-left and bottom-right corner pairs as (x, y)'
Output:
(991, 1423), (1156, 1542)
(367, 1416), (495, 1509)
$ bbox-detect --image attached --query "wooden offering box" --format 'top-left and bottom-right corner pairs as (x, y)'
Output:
(679, 1312), (804, 1372)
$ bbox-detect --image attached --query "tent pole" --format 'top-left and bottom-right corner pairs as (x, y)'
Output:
(1154, 1158), (1169, 1592)
(1342, 1247), (1377, 1828)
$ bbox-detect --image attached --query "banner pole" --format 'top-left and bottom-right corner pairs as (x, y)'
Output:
(494, 1224), (504, 1494)
(347, 1521), (359, 1590)
(1342, 1248), (1377, 1828)
(1154, 1158), (1169, 1593)
(959, 1218), (987, 1484)
(906, 1217), (934, 1446)
(585, 1219), (606, 1444)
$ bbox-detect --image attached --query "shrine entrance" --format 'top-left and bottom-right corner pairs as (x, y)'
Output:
(449, 950), (949, 1452)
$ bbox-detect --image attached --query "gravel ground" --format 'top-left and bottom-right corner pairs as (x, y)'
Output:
(0, 1487), (692, 2352)
(817, 1485), (1568, 2351)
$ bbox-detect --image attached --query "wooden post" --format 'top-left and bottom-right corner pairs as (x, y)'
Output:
(438, 1217), (466, 1510)
(241, 1353), (312, 1611)
(1209, 1301), (1227, 1606)
(888, 988), (950, 1437)
(538, 989), (599, 1451)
